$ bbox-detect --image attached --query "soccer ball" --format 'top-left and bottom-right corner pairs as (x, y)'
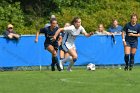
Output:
(87, 63), (95, 71)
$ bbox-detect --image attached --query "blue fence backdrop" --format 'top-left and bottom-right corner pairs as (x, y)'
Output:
(0, 35), (140, 67)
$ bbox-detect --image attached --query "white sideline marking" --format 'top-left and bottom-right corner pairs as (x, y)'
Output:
(60, 78), (137, 86)
(60, 78), (84, 84)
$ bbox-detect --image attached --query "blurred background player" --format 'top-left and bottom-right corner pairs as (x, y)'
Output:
(122, 13), (140, 71)
(53, 17), (93, 71)
(35, 19), (61, 71)
(59, 23), (70, 70)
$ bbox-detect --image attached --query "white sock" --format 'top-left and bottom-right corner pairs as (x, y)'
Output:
(67, 60), (74, 71)
(59, 59), (63, 70)
(62, 56), (72, 64)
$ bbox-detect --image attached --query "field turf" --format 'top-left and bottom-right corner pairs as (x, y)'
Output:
(0, 67), (140, 93)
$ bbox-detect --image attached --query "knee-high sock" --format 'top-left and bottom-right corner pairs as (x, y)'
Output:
(52, 56), (59, 64)
(62, 56), (73, 63)
(130, 53), (135, 66)
(52, 57), (55, 64)
(124, 54), (129, 66)
(52, 56), (61, 71)
(67, 58), (77, 70)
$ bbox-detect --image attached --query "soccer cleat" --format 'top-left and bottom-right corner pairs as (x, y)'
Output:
(129, 67), (132, 71)
(55, 63), (61, 71)
(59, 60), (64, 70)
(51, 63), (55, 71)
(67, 68), (72, 72)
(124, 66), (128, 71)
(129, 65), (133, 71)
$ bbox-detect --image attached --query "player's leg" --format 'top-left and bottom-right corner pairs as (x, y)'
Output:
(130, 48), (136, 70)
(60, 51), (70, 70)
(61, 43), (77, 71)
(66, 45), (77, 71)
(124, 44), (131, 71)
(47, 45), (61, 71)
(54, 43), (62, 71)
(129, 42), (137, 70)
(67, 48), (77, 71)
(61, 43), (72, 63)
(64, 52), (70, 59)
(59, 49), (65, 70)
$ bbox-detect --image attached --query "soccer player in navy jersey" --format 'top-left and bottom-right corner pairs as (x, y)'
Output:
(35, 19), (61, 71)
(122, 13), (140, 71)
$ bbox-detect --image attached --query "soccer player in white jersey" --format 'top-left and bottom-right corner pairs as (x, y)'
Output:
(53, 17), (93, 71)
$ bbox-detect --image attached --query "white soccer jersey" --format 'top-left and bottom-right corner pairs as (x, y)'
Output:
(62, 25), (86, 51)
(63, 25), (86, 44)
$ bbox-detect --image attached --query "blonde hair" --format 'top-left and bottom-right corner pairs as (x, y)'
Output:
(7, 24), (13, 28)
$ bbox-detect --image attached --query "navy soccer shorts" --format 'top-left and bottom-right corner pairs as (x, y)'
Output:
(44, 42), (59, 50)
(126, 41), (138, 48)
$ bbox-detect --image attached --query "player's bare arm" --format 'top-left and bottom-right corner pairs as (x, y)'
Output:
(35, 31), (40, 43)
(83, 31), (94, 37)
(121, 31), (127, 46)
(53, 28), (64, 40)
(58, 36), (62, 46)
(128, 33), (140, 37)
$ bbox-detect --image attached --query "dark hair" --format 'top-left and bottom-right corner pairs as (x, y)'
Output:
(50, 18), (57, 24)
(71, 17), (81, 25)
(131, 13), (138, 19)
(112, 19), (118, 22)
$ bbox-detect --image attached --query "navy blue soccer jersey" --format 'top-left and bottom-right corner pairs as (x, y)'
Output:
(40, 26), (59, 43)
(123, 22), (140, 42)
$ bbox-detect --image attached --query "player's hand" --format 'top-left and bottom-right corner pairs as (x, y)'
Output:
(109, 32), (114, 36)
(35, 38), (38, 43)
(128, 33), (134, 36)
(123, 41), (127, 47)
(89, 32), (94, 35)
(58, 41), (61, 46)
(52, 36), (56, 41)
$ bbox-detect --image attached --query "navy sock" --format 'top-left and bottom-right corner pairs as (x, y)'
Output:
(130, 53), (135, 66)
(73, 58), (77, 63)
(52, 57), (55, 64)
(52, 56), (59, 64)
(60, 58), (64, 60)
(54, 56), (59, 63)
(52, 56), (61, 71)
(124, 54), (129, 66)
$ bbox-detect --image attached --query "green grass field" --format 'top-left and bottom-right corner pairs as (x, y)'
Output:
(0, 67), (140, 93)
